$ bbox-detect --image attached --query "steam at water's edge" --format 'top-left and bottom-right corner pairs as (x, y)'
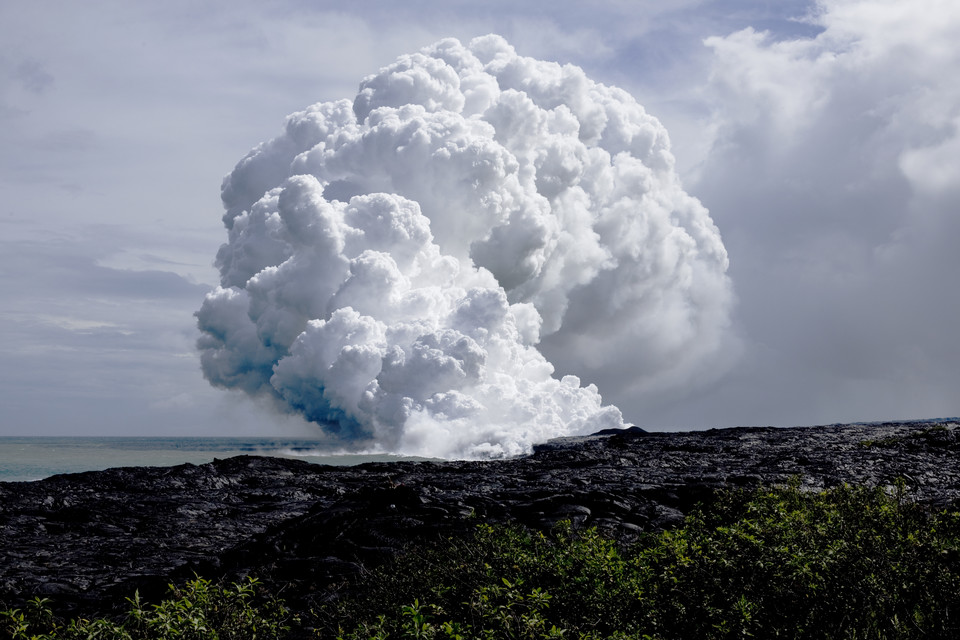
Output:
(196, 35), (733, 458)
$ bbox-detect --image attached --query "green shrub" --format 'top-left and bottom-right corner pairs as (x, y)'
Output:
(629, 480), (960, 638)
(326, 481), (960, 639)
(1, 577), (291, 640)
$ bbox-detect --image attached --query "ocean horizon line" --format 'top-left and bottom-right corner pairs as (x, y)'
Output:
(0, 436), (440, 484)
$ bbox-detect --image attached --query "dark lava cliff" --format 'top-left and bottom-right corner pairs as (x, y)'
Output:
(2, 420), (959, 619)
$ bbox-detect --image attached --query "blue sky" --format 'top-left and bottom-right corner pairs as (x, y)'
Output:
(2, 0), (958, 437)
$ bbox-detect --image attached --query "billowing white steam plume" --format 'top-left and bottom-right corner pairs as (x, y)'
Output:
(196, 35), (732, 458)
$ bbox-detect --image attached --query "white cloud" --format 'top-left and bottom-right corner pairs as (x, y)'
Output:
(899, 122), (960, 197)
(197, 36), (735, 456)
(660, 0), (960, 428)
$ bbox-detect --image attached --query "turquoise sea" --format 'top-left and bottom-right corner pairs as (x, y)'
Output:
(0, 437), (426, 483)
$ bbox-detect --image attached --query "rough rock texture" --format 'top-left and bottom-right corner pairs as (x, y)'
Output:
(1, 420), (959, 619)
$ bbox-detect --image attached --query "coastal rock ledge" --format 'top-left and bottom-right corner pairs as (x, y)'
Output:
(2, 420), (960, 619)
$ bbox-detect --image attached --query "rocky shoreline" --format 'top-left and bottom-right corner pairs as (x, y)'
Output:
(2, 420), (959, 620)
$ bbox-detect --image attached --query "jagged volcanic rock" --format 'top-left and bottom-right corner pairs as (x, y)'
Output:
(1, 420), (959, 619)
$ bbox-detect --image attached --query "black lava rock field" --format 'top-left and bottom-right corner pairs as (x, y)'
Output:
(1, 420), (959, 619)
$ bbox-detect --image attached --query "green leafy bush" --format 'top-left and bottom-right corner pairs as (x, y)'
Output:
(1, 577), (290, 640)
(327, 481), (960, 639)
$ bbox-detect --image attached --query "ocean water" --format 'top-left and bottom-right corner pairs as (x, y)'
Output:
(0, 437), (429, 483)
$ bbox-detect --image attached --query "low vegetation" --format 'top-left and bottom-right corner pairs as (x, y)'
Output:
(0, 577), (290, 640)
(5, 481), (960, 639)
